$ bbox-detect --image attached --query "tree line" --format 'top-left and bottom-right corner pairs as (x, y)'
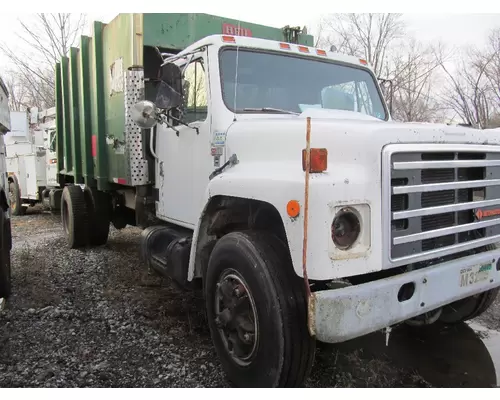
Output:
(1, 13), (499, 128)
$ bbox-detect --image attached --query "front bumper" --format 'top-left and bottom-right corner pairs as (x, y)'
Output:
(310, 249), (500, 343)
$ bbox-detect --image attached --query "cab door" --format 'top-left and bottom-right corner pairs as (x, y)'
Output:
(155, 51), (213, 227)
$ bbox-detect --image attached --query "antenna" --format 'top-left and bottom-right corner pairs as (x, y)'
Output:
(232, 20), (241, 122)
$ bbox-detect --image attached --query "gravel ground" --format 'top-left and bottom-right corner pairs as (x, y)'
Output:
(0, 207), (498, 388)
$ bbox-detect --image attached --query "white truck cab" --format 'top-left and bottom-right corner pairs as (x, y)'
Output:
(132, 34), (500, 386)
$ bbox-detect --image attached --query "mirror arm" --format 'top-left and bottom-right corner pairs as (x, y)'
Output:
(159, 115), (180, 136)
(169, 114), (200, 135)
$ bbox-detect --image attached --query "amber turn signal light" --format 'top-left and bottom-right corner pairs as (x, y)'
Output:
(287, 200), (301, 218)
(302, 148), (328, 173)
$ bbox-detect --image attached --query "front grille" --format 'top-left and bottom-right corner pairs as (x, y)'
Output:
(383, 144), (500, 267)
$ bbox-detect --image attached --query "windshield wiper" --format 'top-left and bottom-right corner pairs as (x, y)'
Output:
(243, 107), (299, 115)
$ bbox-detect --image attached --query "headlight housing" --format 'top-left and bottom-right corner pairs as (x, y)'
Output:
(331, 208), (361, 250)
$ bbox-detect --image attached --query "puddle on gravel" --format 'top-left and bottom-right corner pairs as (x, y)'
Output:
(319, 321), (500, 387)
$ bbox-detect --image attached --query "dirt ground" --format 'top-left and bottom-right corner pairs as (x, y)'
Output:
(0, 207), (498, 388)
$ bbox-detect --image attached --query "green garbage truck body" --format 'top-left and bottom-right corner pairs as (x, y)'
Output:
(55, 13), (313, 191)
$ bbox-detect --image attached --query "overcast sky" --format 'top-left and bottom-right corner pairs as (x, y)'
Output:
(86, 13), (500, 49)
(0, 13), (499, 72)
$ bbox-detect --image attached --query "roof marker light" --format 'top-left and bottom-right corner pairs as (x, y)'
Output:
(298, 46), (310, 53)
(222, 35), (236, 43)
(359, 59), (368, 65)
(316, 49), (327, 56)
(280, 43), (291, 50)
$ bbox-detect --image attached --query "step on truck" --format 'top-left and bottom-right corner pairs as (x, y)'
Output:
(0, 76), (12, 300)
(54, 13), (500, 387)
(5, 107), (60, 216)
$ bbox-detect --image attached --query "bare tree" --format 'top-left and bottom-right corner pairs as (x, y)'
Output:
(312, 13), (447, 122)
(439, 47), (498, 128)
(319, 13), (405, 77)
(0, 13), (86, 110)
(390, 39), (447, 122)
(484, 29), (500, 112)
(3, 73), (29, 112)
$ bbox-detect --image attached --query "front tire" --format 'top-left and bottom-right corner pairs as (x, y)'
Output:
(204, 231), (315, 388)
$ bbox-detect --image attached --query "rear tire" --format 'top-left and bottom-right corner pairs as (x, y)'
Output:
(204, 231), (315, 388)
(0, 212), (12, 299)
(61, 186), (89, 249)
(83, 187), (110, 246)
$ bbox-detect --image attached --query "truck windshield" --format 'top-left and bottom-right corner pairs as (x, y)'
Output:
(219, 48), (387, 120)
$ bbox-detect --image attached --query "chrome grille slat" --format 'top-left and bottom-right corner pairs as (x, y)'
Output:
(391, 233), (500, 265)
(393, 159), (500, 170)
(383, 144), (500, 269)
(393, 179), (500, 195)
(393, 218), (500, 245)
(393, 198), (500, 220)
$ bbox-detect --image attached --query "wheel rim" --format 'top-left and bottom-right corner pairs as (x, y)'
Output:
(214, 269), (259, 366)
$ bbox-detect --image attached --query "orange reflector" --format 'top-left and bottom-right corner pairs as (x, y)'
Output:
(49, 158), (57, 164)
(298, 46), (310, 53)
(316, 49), (327, 56)
(302, 148), (328, 173)
(359, 59), (368, 65)
(222, 35), (236, 43)
(287, 200), (301, 218)
(280, 43), (291, 50)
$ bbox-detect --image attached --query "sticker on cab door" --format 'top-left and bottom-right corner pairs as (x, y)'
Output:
(213, 132), (227, 147)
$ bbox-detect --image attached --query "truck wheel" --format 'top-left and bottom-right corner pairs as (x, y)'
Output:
(83, 188), (110, 246)
(0, 213), (11, 299)
(439, 244), (499, 324)
(204, 231), (316, 388)
(9, 180), (25, 216)
(61, 186), (89, 249)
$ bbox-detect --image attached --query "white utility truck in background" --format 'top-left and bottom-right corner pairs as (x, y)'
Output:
(54, 13), (500, 388)
(5, 107), (59, 215)
(0, 76), (12, 299)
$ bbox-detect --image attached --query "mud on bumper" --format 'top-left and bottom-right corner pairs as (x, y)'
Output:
(309, 249), (500, 343)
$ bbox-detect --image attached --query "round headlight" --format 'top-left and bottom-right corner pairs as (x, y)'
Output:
(331, 208), (361, 250)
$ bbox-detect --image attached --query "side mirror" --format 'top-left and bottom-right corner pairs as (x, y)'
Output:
(155, 63), (183, 110)
(378, 78), (394, 115)
(130, 100), (159, 129)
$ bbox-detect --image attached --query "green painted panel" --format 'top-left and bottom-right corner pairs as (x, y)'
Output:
(102, 13), (133, 183)
(143, 13), (313, 49)
(69, 47), (82, 182)
(60, 56), (72, 175)
(55, 63), (64, 178)
(92, 21), (110, 190)
(79, 36), (94, 184)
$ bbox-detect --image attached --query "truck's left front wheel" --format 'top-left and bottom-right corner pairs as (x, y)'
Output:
(204, 231), (316, 388)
